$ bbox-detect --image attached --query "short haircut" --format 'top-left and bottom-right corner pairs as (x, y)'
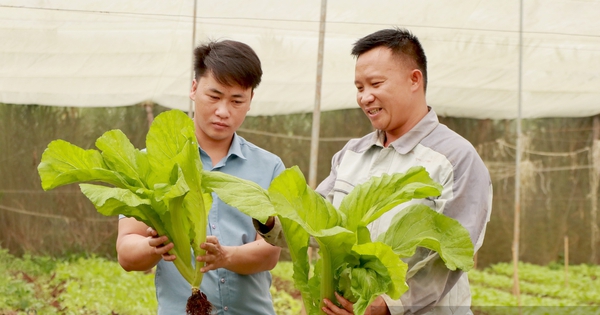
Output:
(352, 27), (428, 92)
(193, 40), (262, 90)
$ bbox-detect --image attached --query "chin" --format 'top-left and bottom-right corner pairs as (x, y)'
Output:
(369, 121), (385, 130)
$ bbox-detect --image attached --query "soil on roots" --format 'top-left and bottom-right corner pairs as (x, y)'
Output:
(186, 288), (213, 315)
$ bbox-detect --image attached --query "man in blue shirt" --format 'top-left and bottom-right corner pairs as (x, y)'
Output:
(116, 39), (284, 315)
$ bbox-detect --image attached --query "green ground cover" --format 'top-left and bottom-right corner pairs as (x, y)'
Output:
(0, 248), (300, 315)
(469, 262), (600, 314)
(1, 248), (599, 315)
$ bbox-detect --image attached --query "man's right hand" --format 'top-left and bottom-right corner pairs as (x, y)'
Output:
(146, 227), (176, 261)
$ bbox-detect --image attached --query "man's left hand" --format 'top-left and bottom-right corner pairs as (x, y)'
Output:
(197, 235), (232, 272)
(322, 292), (391, 315)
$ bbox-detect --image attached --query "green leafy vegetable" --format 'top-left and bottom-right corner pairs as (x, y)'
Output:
(37, 110), (210, 290)
(202, 166), (474, 315)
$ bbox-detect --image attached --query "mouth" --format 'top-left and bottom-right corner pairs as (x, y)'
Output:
(366, 108), (382, 115)
(212, 121), (229, 129)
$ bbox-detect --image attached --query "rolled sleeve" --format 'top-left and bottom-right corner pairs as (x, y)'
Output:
(382, 294), (404, 315)
(254, 216), (287, 248)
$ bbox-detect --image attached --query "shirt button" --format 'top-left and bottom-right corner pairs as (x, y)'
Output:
(220, 278), (225, 283)
(211, 224), (216, 229)
(223, 306), (228, 311)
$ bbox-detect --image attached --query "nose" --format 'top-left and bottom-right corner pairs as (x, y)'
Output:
(214, 100), (230, 118)
(358, 90), (375, 106)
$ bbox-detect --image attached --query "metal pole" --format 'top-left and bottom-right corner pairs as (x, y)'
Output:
(564, 235), (569, 288)
(308, 0), (327, 189)
(591, 116), (600, 263)
(512, 0), (523, 308)
(188, 0), (198, 118)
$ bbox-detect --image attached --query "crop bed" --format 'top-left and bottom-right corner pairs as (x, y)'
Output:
(1, 248), (599, 314)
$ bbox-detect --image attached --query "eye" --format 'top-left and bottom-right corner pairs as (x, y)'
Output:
(372, 81), (383, 87)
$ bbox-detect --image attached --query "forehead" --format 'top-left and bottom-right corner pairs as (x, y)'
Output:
(199, 72), (251, 96)
(355, 47), (405, 74)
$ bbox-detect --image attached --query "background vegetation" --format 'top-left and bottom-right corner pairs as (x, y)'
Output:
(1, 249), (599, 315)
(1, 103), (599, 267)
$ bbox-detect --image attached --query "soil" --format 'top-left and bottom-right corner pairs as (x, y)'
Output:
(186, 288), (213, 315)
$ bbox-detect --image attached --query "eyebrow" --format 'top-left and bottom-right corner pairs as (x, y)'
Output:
(208, 87), (224, 96)
(208, 87), (246, 99)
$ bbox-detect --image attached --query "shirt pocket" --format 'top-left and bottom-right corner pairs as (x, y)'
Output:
(330, 179), (355, 208)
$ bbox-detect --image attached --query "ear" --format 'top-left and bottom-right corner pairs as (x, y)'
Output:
(410, 69), (423, 92)
(189, 79), (198, 100)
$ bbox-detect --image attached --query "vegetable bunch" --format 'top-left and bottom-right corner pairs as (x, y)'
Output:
(37, 110), (210, 291)
(201, 166), (474, 315)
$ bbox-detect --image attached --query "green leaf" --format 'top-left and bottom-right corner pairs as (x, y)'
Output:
(79, 184), (165, 234)
(95, 129), (145, 188)
(142, 110), (206, 285)
(37, 109), (211, 288)
(339, 166), (442, 234)
(201, 170), (275, 223)
(171, 139), (210, 287)
(153, 165), (190, 203)
(279, 217), (314, 313)
(202, 161), (474, 315)
(339, 242), (408, 315)
(37, 140), (129, 190)
(377, 204), (474, 271)
(268, 167), (345, 237)
(350, 242), (408, 300)
(146, 109), (196, 183)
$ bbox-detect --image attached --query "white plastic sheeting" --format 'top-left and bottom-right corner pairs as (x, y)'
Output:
(1, 0), (599, 119)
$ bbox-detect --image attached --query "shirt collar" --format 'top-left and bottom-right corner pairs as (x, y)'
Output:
(198, 133), (247, 167)
(387, 106), (439, 154)
(227, 133), (246, 160)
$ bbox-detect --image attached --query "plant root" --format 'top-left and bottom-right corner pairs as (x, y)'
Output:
(186, 287), (213, 315)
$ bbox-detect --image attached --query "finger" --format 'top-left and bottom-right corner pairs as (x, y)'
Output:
(155, 242), (174, 254)
(335, 292), (354, 312)
(321, 306), (336, 315)
(196, 251), (224, 272)
(146, 227), (158, 237)
(148, 235), (169, 247)
(322, 298), (351, 315)
(198, 259), (220, 273)
(150, 242), (174, 259)
(204, 236), (220, 246)
(196, 253), (216, 263)
(162, 253), (177, 261)
(199, 263), (213, 273)
(200, 241), (219, 253)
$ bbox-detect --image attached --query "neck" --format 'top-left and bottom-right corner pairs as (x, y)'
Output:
(197, 134), (233, 167)
(384, 104), (429, 147)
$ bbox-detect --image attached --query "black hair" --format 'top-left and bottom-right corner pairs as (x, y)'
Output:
(193, 40), (262, 89)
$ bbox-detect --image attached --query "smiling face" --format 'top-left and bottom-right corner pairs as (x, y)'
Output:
(354, 46), (426, 145)
(190, 71), (252, 148)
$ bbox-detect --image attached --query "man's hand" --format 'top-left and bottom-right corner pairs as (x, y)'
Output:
(322, 292), (391, 315)
(197, 235), (233, 272)
(146, 227), (176, 261)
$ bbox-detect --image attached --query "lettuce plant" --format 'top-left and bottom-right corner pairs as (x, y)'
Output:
(202, 166), (474, 315)
(37, 110), (212, 312)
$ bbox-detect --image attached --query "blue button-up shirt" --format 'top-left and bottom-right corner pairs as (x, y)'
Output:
(155, 134), (285, 315)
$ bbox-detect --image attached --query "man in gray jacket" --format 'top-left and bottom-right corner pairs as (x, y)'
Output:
(258, 27), (492, 315)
